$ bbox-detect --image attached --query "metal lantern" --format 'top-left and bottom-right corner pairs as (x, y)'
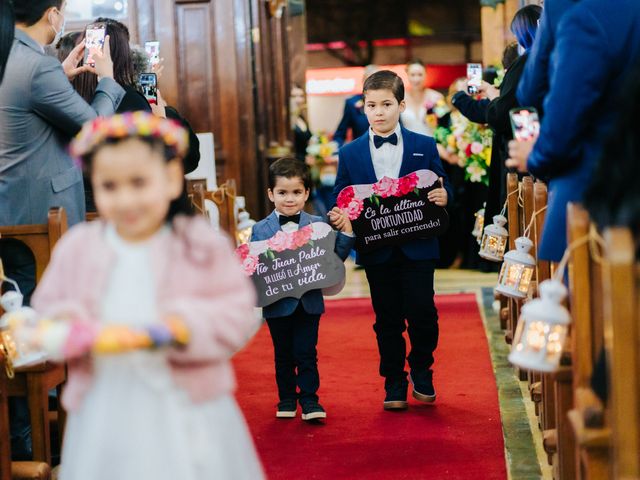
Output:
(495, 236), (536, 299)
(508, 279), (570, 372)
(0, 289), (45, 370)
(236, 210), (256, 245)
(478, 215), (508, 262)
(472, 207), (485, 245)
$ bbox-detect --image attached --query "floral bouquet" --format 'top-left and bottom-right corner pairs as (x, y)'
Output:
(425, 97), (452, 131)
(306, 133), (339, 187)
(433, 112), (492, 186)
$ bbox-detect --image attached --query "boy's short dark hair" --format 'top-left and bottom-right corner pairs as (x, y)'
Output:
(268, 157), (312, 191)
(14, 0), (63, 26)
(363, 70), (405, 104)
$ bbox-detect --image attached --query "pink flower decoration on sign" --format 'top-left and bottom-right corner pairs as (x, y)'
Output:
(336, 186), (355, 209)
(372, 176), (398, 198)
(292, 226), (313, 248)
(235, 243), (250, 261)
(345, 198), (364, 220)
(267, 230), (291, 252)
(395, 172), (419, 197)
(242, 255), (260, 275)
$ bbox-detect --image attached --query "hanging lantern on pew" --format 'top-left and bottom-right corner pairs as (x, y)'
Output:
(236, 210), (256, 246)
(495, 236), (536, 299)
(478, 215), (508, 262)
(508, 279), (570, 372)
(471, 207), (485, 245)
(0, 287), (46, 375)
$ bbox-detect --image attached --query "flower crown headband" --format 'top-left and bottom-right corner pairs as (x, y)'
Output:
(70, 111), (189, 165)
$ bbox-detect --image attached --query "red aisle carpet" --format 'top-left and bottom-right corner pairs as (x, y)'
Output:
(234, 294), (507, 480)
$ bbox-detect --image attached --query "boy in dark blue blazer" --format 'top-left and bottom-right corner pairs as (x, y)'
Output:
(252, 157), (354, 421)
(331, 70), (453, 410)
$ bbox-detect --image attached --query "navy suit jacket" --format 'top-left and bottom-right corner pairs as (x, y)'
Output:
(517, 0), (578, 114)
(251, 211), (354, 318)
(333, 94), (370, 146)
(333, 126), (453, 266)
(526, 0), (640, 261)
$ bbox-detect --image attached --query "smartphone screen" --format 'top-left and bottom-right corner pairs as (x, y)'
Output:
(139, 73), (158, 105)
(84, 22), (106, 68)
(467, 63), (482, 95)
(509, 107), (540, 142)
(144, 41), (160, 68)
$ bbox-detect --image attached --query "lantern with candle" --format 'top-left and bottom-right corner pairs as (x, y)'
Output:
(508, 279), (570, 372)
(478, 214), (508, 262)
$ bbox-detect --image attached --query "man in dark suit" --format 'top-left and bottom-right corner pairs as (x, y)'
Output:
(332, 70), (452, 410)
(516, 0), (578, 115)
(508, 0), (640, 262)
(333, 64), (378, 146)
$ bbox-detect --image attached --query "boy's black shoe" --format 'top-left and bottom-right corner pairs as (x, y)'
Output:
(301, 401), (327, 421)
(410, 370), (436, 403)
(383, 378), (409, 410)
(276, 399), (297, 418)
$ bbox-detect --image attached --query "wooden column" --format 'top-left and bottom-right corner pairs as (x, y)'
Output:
(480, 0), (518, 66)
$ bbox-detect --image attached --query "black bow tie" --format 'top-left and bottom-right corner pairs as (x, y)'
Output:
(373, 133), (398, 149)
(279, 213), (301, 225)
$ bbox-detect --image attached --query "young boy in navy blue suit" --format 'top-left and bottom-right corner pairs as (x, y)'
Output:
(252, 158), (355, 421)
(331, 70), (453, 410)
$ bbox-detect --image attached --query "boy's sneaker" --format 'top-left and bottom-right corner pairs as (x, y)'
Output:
(301, 401), (327, 421)
(383, 378), (409, 410)
(409, 370), (436, 403)
(276, 399), (297, 418)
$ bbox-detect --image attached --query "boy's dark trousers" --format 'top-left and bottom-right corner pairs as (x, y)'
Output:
(265, 304), (321, 406)
(364, 248), (439, 384)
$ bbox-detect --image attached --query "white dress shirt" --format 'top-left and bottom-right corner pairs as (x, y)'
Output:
(369, 124), (404, 180)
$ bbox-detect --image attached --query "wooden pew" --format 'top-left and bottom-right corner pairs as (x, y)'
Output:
(188, 179), (238, 239)
(533, 182), (556, 434)
(565, 204), (610, 479)
(0, 208), (68, 466)
(1, 353), (52, 480)
(505, 172), (522, 347)
(602, 227), (640, 479)
(521, 177), (543, 411)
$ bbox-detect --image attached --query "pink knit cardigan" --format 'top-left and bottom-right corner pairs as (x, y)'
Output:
(32, 216), (259, 412)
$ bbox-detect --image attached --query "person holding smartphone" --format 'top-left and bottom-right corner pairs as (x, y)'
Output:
(452, 5), (541, 231)
(0, 0), (124, 460)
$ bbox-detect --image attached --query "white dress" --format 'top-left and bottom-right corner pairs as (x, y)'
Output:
(401, 90), (444, 136)
(60, 225), (264, 480)
(401, 106), (431, 135)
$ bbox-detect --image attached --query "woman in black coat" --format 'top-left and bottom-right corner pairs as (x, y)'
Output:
(452, 5), (541, 225)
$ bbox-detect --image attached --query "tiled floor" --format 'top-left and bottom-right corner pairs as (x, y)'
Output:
(331, 260), (552, 480)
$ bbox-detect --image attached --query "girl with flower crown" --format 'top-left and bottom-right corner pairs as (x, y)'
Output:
(31, 112), (264, 480)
